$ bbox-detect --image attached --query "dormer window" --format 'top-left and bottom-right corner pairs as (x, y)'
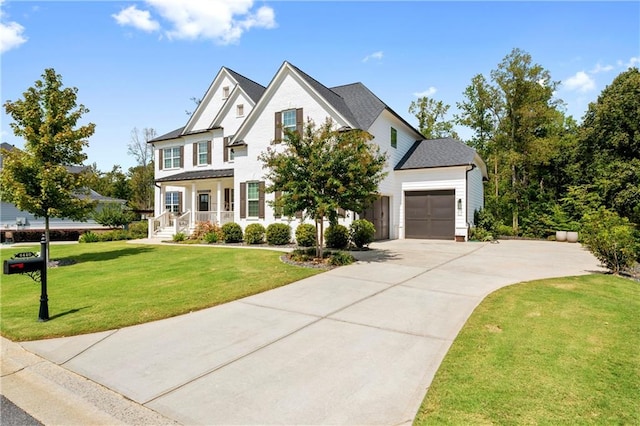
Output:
(236, 104), (244, 117)
(222, 86), (230, 99)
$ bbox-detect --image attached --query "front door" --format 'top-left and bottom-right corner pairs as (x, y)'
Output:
(361, 196), (390, 240)
(198, 193), (209, 212)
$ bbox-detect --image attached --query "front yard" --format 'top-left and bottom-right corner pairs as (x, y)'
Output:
(0, 242), (320, 341)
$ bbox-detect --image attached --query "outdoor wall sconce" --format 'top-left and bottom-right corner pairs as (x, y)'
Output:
(457, 198), (463, 216)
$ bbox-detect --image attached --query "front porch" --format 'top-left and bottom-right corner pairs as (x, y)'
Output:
(148, 170), (235, 239)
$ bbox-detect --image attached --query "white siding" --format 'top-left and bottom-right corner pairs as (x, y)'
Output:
(188, 75), (236, 132)
(467, 165), (484, 226)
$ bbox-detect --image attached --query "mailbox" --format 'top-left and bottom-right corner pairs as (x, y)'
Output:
(4, 257), (44, 275)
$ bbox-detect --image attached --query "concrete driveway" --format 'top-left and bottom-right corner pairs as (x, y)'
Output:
(6, 239), (603, 425)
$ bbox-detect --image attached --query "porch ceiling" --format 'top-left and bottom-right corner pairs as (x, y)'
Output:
(156, 168), (234, 183)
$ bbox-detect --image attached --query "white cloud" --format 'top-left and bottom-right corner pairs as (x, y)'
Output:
(112, 5), (160, 33)
(0, 0), (27, 54)
(590, 62), (614, 74)
(362, 51), (383, 62)
(413, 87), (437, 97)
(626, 56), (639, 68)
(140, 0), (276, 45)
(563, 71), (595, 93)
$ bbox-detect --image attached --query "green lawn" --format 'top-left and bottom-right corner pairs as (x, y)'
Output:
(1, 242), (320, 341)
(414, 274), (639, 425)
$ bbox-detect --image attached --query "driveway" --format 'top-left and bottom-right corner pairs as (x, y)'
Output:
(8, 239), (603, 425)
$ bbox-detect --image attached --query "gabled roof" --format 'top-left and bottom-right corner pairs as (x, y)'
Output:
(150, 126), (185, 143)
(155, 168), (234, 183)
(395, 138), (487, 178)
(225, 68), (266, 103)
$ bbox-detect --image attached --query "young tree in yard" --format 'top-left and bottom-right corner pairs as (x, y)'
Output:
(127, 127), (156, 210)
(1, 68), (96, 255)
(409, 96), (459, 139)
(259, 118), (387, 258)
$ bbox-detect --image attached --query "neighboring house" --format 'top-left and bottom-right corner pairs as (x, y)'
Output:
(149, 61), (487, 241)
(0, 143), (125, 231)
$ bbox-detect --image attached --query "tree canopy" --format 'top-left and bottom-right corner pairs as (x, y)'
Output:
(1, 68), (96, 247)
(259, 118), (387, 257)
(409, 96), (459, 139)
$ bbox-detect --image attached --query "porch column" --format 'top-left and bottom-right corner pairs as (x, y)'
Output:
(216, 181), (222, 224)
(159, 184), (165, 214)
(191, 183), (197, 223)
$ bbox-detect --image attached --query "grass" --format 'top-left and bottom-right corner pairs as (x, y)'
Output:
(1, 242), (320, 341)
(414, 274), (639, 425)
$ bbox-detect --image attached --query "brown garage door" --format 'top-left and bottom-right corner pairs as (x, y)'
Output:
(405, 190), (455, 239)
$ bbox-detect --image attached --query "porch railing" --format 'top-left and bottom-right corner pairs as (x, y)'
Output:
(194, 211), (235, 226)
(174, 211), (191, 235)
(149, 211), (170, 238)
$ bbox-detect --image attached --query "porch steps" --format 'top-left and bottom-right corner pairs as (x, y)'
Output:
(154, 227), (176, 240)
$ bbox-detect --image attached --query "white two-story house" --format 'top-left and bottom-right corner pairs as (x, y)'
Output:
(149, 61), (487, 241)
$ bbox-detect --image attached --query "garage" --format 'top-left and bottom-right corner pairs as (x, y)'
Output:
(404, 190), (455, 239)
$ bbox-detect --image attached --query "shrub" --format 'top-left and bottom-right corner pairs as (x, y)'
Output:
(266, 223), (291, 245)
(581, 207), (639, 274)
(474, 208), (499, 238)
(172, 232), (186, 242)
(221, 222), (243, 243)
(128, 221), (148, 239)
(325, 224), (349, 249)
(469, 227), (494, 242)
(99, 230), (131, 241)
(350, 219), (375, 248)
(328, 251), (355, 266)
(191, 221), (222, 240)
(93, 203), (135, 228)
(203, 231), (219, 244)
(295, 223), (317, 247)
(79, 231), (100, 243)
(497, 224), (516, 237)
(245, 223), (266, 244)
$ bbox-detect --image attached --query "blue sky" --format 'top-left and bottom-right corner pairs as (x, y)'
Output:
(1, 1), (638, 172)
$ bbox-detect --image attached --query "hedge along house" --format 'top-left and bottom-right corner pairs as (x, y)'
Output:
(148, 61), (487, 241)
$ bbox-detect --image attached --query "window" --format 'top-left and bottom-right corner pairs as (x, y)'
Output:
(165, 192), (180, 213)
(163, 147), (181, 169)
(247, 182), (260, 218)
(391, 127), (397, 149)
(222, 86), (230, 98)
(197, 141), (208, 165)
(236, 104), (244, 116)
(282, 109), (297, 134)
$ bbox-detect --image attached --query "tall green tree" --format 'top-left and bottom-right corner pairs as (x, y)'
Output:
(259, 118), (387, 258)
(127, 127), (156, 210)
(572, 67), (640, 224)
(1, 68), (96, 252)
(409, 96), (459, 139)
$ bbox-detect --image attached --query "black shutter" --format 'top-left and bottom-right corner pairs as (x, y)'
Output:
(240, 182), (246, 219)
(159, 149), (163, 170)
(207, 140), (212, 164)
(258, 181), (265, 219)
(274, 191), (282, 219)
(193, 143), (197, 166)
(179, 146), (184, 168)
(275, 111), (282, 143)
(223, 137), (229, 162)
(296, 108), (303, 135)
(224, 188), (230, 211)
(178, 193), (183, 213)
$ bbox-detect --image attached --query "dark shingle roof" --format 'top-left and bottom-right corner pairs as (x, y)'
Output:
(330, 83), (385, 130)
(288, 63), (359, 126)
(395, 138), (479, 170)
(150, 126), (185, 143)
(226, 68), (266, 103)
(156, 168), (234, 183)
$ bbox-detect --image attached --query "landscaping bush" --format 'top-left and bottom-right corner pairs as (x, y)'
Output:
(172, 232), (186, 242)
(497, 224), (516, 237)
(266, 223), (291, 245)
(349, 219), (375, 248)
(328, 251), (355, 266)
(245, 223), (266, 244)
(99, 230), (131, 241)
(469, 227), (494, 242)
(128, 221), (148, 239)
(79, 231), (100, 243)
(191, 221), (222, 240)
(325, 224), (349, 249)
(221, 222), (243, 243)
(5, 229), (82, 242)
(92, 204), (135, 228)
(203, 231), (220, 244)
(581, 207), (639, 274)
(474, 208), (500, 238)
(295, 223), (317, 247)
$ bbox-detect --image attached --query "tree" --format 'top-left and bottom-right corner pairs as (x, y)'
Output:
(573, 67), (640, 224)
(259, 118), (387, 258)
(127, 127), (156, 210)
(87, 164), (131, 201)
(409, 96), (459, 139)
(1, 68), (96, 254)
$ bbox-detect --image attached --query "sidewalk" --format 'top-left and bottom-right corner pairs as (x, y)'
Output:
(1, 239), (604, 425)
